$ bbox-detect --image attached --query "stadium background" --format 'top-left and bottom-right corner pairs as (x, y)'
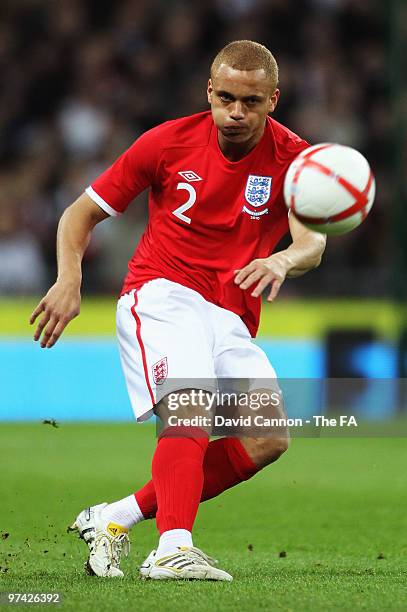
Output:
(0, 0), (405, 421)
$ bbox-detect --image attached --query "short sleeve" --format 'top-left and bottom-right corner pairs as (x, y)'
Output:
(86, 127), (162, 216)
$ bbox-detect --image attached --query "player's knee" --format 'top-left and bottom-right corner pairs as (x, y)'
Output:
(271, 436), (290, 459)
(263, 436), (290, 467)
(242, 435), (290, 468)
(154, 389), (213, 436)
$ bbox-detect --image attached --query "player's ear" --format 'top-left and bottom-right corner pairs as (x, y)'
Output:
(207, 79), (213, 104)
(268, 89), (280, 113)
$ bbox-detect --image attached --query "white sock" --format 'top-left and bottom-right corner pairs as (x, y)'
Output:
(156, 529), (193, 558)
(100, 495), (144, 529)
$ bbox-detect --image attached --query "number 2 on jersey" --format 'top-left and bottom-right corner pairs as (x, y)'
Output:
(172, 182), (196, 224)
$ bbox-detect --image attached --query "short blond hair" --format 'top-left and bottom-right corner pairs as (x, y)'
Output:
(211, 40), (279, 91)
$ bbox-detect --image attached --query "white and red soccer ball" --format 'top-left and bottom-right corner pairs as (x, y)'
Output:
(283, 143), (375, 235)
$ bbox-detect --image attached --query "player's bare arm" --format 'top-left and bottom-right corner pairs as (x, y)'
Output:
(234, 212), (326, 301)
(29, 193), (109, 349)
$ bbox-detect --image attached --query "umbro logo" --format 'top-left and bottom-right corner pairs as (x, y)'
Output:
(178, 170), (202, 182)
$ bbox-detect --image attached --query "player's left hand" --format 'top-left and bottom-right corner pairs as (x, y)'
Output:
(234, 253), (293, 301)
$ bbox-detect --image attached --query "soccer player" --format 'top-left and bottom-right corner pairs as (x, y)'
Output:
(30, 41), (326, 581)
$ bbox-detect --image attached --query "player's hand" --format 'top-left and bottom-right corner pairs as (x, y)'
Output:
(234, 253), (293, 302)
(29, 281), (81, 348)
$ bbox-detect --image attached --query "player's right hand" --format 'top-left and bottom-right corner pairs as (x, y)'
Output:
(29, 281), (81, 349)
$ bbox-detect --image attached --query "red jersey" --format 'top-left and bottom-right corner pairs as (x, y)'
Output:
(87, 111), (308, 336)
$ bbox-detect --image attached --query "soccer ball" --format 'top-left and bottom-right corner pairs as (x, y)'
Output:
(283, 143), (376, 235)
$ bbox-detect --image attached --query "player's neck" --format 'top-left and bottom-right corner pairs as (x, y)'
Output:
(217, 129), (264, 162)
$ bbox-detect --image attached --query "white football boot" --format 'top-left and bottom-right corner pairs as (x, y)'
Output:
(147, 546), (233, 581)
(68, 503), (107, 552)
(139, 549), (157, 579)
(68, 503), (130, 577)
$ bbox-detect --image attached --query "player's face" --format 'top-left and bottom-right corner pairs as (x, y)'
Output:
(208, 64), (279, 149)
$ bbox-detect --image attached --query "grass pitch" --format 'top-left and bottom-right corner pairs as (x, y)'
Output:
(0, 423), (406, 611)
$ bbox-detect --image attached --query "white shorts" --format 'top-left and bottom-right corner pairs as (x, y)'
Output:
(116, 278), (278, 422)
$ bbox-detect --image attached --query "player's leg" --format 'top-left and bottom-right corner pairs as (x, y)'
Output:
(70, 280), (231, 578)
(86, 434), (258, 576)
(116, 283), (231, 578)
(70, 428), (276, 577)
(239, 429), (289, 468)
(212, 302), (290, 468)
(133, 391), (286, 577)
(86, 297), (285, 578)
(103, 435), (259, 527)
(95, 401), (285, 540)
(152, 403), (209, 557)
(133, 303), (287, 577)
(146, 395), (231, 581)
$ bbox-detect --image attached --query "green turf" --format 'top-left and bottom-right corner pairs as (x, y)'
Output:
(0, 424), (406, 611)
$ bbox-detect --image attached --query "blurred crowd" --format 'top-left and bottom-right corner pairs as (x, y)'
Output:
(0, 0), (403, 297)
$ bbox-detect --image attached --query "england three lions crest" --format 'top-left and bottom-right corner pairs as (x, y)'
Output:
(152, 357), (168, 385)
(243, 175), (272, 218)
